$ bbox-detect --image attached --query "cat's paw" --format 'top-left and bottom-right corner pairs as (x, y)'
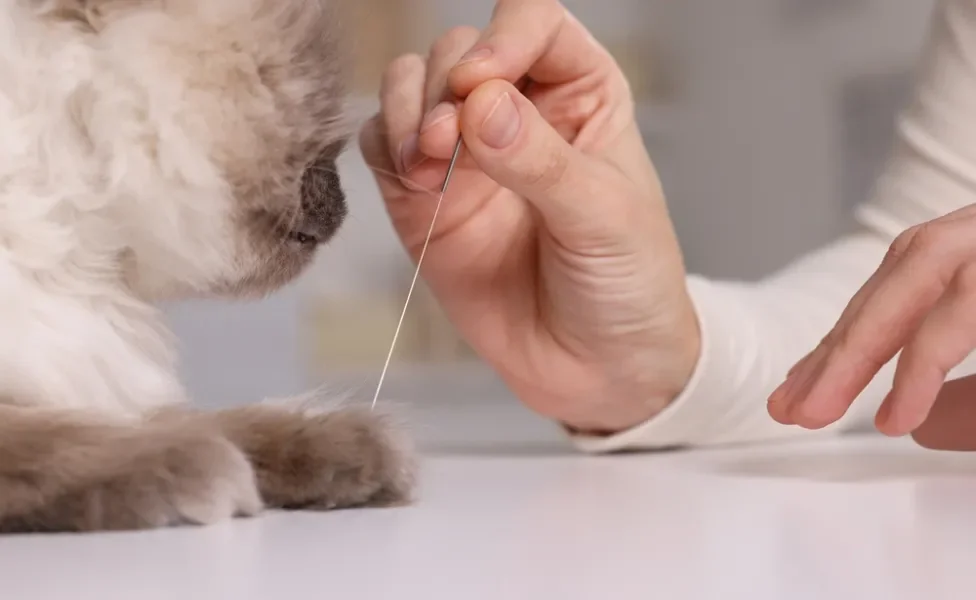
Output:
(216, 403), (417, 510)
(0, 427), (262, 532)
(127, 427), (264, 527)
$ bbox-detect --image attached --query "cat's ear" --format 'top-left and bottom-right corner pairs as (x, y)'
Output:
(46, 0), (156, 31)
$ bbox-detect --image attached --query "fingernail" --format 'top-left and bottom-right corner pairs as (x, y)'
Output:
(457, 46), (492, 66)
(421, 102), (456, 133)
(479, 93), (520, 149)
(399, 134), (423, 173)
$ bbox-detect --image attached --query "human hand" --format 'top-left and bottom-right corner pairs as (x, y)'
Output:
(359, 0), (701, 434)
(767, 204), (976, 436)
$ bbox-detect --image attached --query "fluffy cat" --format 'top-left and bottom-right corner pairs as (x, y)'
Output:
(0, 0), (415, 532)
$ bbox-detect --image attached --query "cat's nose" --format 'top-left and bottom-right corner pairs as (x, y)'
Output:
(299, 164), (347, 243)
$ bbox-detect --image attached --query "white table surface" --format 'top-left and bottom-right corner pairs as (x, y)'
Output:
(5, 381), (976, 600)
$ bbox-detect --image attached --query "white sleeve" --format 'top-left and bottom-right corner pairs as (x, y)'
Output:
(570, 0), (976, 453)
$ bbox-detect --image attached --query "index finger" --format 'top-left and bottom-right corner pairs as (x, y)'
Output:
(447, 0), (611, 95)
(790, 219), (975, 427)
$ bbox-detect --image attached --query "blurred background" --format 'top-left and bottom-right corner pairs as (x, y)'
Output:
(163, 0), (938, 448)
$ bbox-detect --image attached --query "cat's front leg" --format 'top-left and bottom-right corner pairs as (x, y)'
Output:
(0, 406), (262, 532)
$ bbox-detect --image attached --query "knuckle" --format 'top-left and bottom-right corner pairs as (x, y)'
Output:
(815, 324), (885, 377)
(837, 332), (888, 376)
(382, 53), (425, 90)
(514, 0), (561, 14)
(818, 327), (845, 355)
(907, 221), (945, 256)
(888, 226), (919, 261)
(819, 328), (838, 350)
(491, 0), (562, 28)
(431, 26), (481, 58)
(522, 146), (570, 192)
(538, 0), (568, 25)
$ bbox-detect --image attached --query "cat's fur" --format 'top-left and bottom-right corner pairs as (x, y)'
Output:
(0, 0), (415, 532)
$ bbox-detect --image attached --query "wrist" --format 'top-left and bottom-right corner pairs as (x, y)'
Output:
(568, 298), (703, 435)
(558, 391), (680, 437)
(537, 324), (703, 437)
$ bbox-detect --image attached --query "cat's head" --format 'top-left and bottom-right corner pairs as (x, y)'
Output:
(46, 0), (353, 300)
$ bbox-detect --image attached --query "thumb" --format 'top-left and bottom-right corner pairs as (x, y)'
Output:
(458, 79), (618, 237)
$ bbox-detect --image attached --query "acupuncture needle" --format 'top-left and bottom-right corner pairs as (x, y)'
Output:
(370, 136), (464, 410)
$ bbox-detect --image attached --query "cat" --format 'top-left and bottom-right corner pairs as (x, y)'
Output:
(0, 0), (415, 532)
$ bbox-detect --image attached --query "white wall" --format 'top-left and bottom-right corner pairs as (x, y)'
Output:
(666, 0), (935, 277)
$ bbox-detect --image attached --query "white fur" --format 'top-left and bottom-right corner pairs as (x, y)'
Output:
(0, 0), (294, 415)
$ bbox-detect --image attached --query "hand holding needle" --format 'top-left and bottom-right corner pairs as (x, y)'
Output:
(370, 137), (464, 410)
(368, 77), (532, 410)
